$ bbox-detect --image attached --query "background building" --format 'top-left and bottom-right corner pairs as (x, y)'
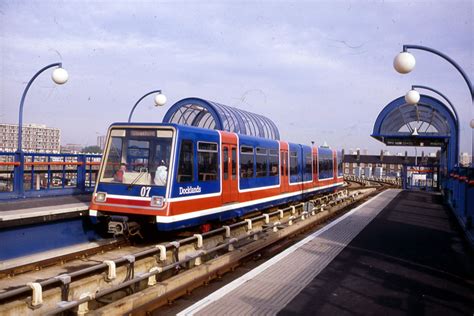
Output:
(61, 143), (83, 154)
(0, 123), (60, 153)
(97, 135), (106, 150)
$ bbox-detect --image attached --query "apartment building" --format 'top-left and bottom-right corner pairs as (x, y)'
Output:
(0, 123), (61, 153)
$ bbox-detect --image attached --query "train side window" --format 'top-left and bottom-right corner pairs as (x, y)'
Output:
(177, 140), (194, 183)
(289, 151), (298, 177)
(240, 146), (254, 178)
(304, 152), (312, 181)
(318, 149), (334, 179)
(256, 147), (268, 177)
(231, 148), (237, 179)
(269, 149), (279, 176)
(280, 152), (286, 176)
(198, 142), (218, 181)
(223, 147), (229, 180)
(313, 154), (317, 177)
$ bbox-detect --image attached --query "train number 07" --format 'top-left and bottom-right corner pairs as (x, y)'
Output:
(140, 186), (151, 197)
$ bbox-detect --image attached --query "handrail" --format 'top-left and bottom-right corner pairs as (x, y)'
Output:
(0, 152), (102, 199)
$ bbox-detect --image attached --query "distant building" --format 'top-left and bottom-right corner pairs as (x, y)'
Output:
(0, 123), (60, 153)
(61, 143), (83, 154)
(343, 153), (438, 179)
(97, 135), (106, 150)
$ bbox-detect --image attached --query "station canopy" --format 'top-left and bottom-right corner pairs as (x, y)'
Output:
(371, 95), (457, 147)
(163, 97), (280, 140)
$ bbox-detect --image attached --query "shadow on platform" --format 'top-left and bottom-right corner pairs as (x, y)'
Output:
(280, 190), (474, 316)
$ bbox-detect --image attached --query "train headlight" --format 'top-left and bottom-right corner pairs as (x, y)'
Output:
(96, 192), (107, 203)
(150, 196), (164, 208)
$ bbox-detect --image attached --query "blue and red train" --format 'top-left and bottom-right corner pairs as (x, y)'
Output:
(90, 119), (344, 234)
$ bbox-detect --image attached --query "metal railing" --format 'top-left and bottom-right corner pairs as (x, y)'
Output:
(0, 152), (101, 200)
(443, 166), (474, 236)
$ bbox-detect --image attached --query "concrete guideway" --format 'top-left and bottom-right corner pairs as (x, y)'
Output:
(179, 189), (400, 315)
(0, 188), (375, 315)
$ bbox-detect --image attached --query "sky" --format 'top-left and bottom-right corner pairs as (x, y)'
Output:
(0, 0), (472, 156)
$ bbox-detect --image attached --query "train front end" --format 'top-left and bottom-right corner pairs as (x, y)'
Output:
(89, 123), (176, 236)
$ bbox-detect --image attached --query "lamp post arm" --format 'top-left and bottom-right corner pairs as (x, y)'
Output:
(411, 85), (460, 164)
(403, 45), (473, 100)
(128, 89), (162, 123)
(411, 85), (459, 122)
(17, 62), (63, 152)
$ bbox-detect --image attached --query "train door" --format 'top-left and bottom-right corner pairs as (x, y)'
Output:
(281, 150), (289, 192)
(222, 144), (238, 203)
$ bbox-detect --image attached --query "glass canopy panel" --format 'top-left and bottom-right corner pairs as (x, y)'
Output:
(163, 98), (280, 140)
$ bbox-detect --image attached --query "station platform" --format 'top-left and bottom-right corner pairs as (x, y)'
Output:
(0, 194), (91, 228)
(179, 189), (474, 315)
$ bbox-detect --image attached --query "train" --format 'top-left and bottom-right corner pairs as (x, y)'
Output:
(89, 121), (344, 235)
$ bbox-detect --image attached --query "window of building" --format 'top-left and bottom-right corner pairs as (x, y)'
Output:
(197, 142), (218, 181)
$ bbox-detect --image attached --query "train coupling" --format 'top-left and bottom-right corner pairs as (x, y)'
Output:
(108, 216), (142, 238)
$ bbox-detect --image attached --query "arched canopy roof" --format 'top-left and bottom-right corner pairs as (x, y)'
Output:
(163, 97), (280, 140)
(371, 94), (459, 170)
(372, 95), (458, 147)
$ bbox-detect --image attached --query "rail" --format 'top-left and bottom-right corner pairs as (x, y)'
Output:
(0, 151), (102, 200)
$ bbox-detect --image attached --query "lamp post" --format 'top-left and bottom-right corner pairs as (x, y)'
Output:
(15, 63), (68, 196)
(406, 85), (460, 165)
(394, 44), (473, 165)
(128, 90), (167, 122)
(394, 45), (473, 99)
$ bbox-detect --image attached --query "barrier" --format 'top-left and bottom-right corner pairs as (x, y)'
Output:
(0, 152), (101, 200)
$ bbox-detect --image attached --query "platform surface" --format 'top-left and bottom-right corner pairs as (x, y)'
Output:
(0, 194), (91, 222)
(179, 189), (474, 315)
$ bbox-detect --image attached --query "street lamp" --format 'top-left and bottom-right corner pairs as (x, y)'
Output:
(394, 44), (473, 165)
(128, 90), (167, 122)
(393, 45), (473, 99)
(15, 62), (68, 195)
(407, 85), (460, 163)
(405, 89), (420, 105)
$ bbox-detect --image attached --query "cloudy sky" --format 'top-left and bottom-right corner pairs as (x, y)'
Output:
(0, 0), (472, 155)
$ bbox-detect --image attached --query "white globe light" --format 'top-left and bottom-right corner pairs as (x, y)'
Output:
(52, 68), (68, 84)
(154, 93), (167, 107)
(405, 89), (420, 105)
(393, 52), (416, 74)
(470, 119), (474, 129)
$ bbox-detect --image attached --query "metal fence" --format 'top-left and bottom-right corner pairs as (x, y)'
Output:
(0, 152), (101, 200)
(444, 166), (474, 237)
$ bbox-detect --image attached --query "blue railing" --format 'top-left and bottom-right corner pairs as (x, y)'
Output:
(443, 166), (474, 242)
(0, 151), (101, 200)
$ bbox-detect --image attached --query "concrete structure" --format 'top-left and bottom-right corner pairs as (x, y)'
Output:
(0, 123), (60, 153)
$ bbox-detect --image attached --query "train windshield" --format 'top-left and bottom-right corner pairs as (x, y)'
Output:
(100, 128), (174, 186)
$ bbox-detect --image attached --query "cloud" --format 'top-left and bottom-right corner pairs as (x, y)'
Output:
(0, 1), (472, 153)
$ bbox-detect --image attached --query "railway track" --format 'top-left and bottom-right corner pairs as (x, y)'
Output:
(0, 183), (392, 315)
